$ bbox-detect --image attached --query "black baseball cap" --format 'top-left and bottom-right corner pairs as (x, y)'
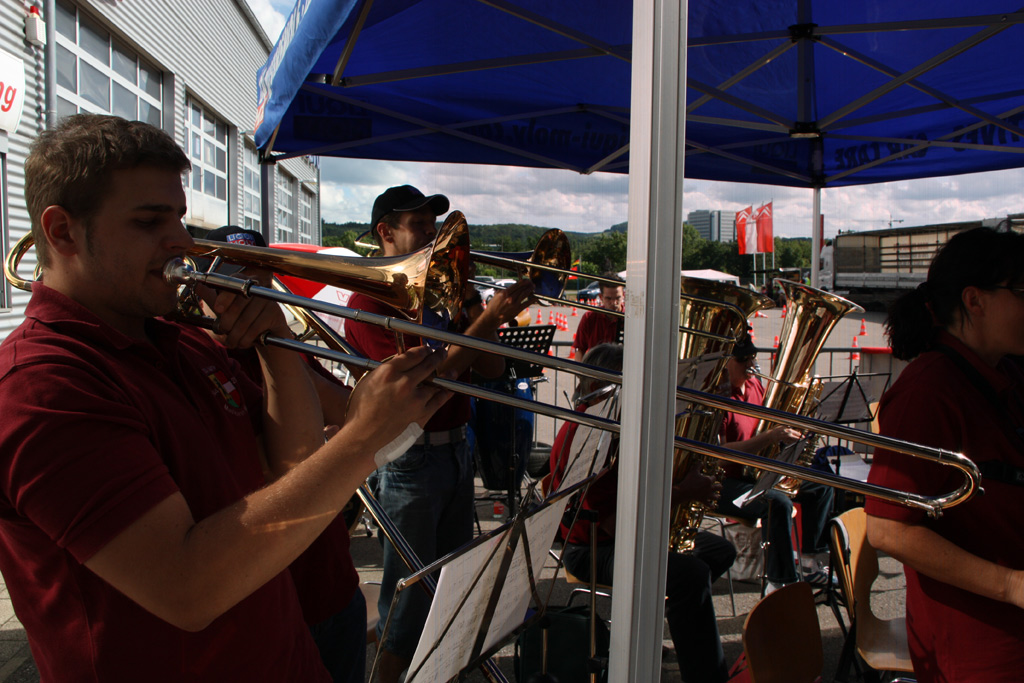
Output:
(731, 330), (758, 359)
(370, 185), (449, 228)
(192, 225), (267, 275)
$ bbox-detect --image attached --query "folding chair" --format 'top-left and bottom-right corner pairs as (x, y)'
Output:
(830, 507), (916, 683)
(742, 582), (823, 683)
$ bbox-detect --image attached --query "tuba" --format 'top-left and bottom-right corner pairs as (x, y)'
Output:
(668, 279), (774, 552)
(742, 280), (862, 493)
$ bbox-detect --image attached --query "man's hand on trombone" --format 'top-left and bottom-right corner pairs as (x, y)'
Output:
(344, 346), (453, 456)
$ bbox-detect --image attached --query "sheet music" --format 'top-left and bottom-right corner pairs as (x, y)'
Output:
(407, 500), (568, 682)
(741, 437), (810, 506)
(552, 392), (619, 493)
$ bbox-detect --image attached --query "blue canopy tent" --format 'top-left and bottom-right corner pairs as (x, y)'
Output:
(252, 2), (1024, 679)
(256, 1), (1024, 186)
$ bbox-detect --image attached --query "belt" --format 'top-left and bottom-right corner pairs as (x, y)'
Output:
(413, 425), (467, 446)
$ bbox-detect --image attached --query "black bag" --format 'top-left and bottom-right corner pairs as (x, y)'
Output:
(514, 605), (609, 683)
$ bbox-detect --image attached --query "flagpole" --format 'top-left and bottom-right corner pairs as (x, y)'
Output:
(811, 187), (822, 288)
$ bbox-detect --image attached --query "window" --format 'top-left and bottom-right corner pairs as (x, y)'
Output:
(243, 143), (262, 233)
(298, 186), (314, 244)
(276, 173), (295, 243)
(53, 0), (162, 125)
(185, 100), (228, 202)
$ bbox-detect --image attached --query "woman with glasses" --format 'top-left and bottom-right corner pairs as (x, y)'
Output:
(715, 332), (836, 594)
(867, 227), (1024, 682)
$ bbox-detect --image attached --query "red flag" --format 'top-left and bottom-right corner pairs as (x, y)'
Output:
(755, 202), (774, 253)
(736, 206), (754, 255)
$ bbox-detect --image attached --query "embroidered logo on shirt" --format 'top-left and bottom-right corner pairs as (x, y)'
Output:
(207, 370), (242, 409)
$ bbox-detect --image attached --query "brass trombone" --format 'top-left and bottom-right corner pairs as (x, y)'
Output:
(5, 231), (983, 518)
(158, 260), (981, 518)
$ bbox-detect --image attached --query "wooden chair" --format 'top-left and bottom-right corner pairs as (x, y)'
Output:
(830, 507), (916, 682)
(361, 582), (381, 645)
(742, 581), (823, 683)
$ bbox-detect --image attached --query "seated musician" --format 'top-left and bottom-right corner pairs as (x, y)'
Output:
(550, 343), (735, 683)
(866, 227), (1024, 681)
(714, 331), (836, 593)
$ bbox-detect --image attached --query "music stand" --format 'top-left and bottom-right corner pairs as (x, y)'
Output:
(475, 325), (557, 517)
(814, 370), (890, 425)
(384, 394), (619, 683)
(496, 324), (557, 378)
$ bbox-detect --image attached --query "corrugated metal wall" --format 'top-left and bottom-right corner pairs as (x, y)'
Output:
(0, 1), (46, 340)
(0, 0), (321, 342)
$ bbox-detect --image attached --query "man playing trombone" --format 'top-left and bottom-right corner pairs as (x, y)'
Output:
(346, 185), (535, 683)
(0, 115), (450, 681)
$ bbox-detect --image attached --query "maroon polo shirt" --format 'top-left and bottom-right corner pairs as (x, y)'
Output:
(344, 292), (470, 431)
(866, 332), (1024, 682)
(719, 375), (765, 479)
(549, 413), (617, 545)
(231, 349), (360, 627)
(573, 309), (622, 357)
(0, 284), (328, 682)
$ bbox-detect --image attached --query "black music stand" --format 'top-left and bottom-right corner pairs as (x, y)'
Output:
(496, 324), (557, 379)
(475, 325), (558, 519)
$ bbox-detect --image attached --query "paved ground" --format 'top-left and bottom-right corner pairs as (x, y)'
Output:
(0, 300), (909, 682)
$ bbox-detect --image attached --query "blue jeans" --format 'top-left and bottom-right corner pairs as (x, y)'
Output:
(374, 439), (474, 660)
(562, 530), (734, 683)
(717, 478), (834, 584)
(309, 588), (367, 683)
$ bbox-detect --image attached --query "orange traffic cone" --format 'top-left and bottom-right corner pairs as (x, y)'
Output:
(560, 314), (568, 331)
(535, 309), (542, 325)
(851, 336), (861, 362)
(859, 318), (868, 336)
(773, 335), (779, 348)
(572, 306), (578, 317)
(749, 328), (756, 342)
(780, 305), (787, 318)
(548, 311), (554, 325)
(569, 334), (577, 359)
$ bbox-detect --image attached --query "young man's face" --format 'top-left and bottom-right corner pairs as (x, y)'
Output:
(725, 355), (757, 390)
(599, 285), (625, 313)
(60, 166), (192, 335)
(377, 207), (438, 256)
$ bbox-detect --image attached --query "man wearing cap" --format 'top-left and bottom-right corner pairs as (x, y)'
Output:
(715, 332), (836, 594)
(573, 273), (625, 357)
(346, 185), (534, 682)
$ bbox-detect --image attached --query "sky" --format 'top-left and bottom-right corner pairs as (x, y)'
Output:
(248, 0), (1024, 239)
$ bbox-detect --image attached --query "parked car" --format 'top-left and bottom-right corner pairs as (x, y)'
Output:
(576, 282), (602, 306)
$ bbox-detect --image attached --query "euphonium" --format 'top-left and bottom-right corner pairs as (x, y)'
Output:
(742, 280), (862, 493)
(668, 279), (774, 552)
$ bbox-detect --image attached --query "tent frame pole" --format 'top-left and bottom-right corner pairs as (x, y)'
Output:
(611, 0), (685, 680)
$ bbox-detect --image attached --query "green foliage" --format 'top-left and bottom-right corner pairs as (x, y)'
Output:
(320, 219), (812, 284)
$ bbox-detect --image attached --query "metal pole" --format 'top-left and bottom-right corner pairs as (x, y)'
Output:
(612, 0), (685, 679)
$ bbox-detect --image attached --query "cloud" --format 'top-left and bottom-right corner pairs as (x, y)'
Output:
(318, 156), (1024, 238)
(245, 0), (288, 41)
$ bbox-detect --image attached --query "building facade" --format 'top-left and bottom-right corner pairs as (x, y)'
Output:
(686, 209), (735, 243)
(0, 0), (320, 342)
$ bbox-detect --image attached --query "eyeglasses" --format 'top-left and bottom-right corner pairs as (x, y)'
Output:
(991, 285), (1024, 298)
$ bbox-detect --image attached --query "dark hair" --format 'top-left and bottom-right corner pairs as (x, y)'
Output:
(598, 272), (625, 294)
(575, 343), (624, 401)
(886, 227), (1024, 360)
(372, 212), (402, 248)
(25, 114), (190, 266)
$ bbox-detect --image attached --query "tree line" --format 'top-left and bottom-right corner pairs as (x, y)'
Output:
(321, 220), (812, 283)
